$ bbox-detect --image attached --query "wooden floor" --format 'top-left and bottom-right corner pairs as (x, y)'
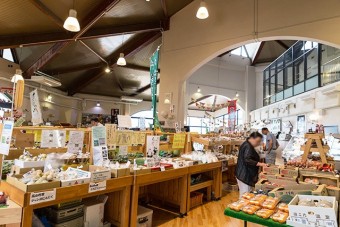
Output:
(153, 191), (264, 227)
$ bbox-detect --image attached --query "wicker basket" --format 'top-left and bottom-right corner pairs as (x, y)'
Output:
(190, 191), (204, 208)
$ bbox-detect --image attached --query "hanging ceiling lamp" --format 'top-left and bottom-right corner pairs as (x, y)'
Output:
(191, 86), (203, 101)
(104, 66), (111, 73)
(11, 69), (24, 83)
(63, 9), (80, 32)
(117, 53), (126, 66)
(196, 1), (209, 19)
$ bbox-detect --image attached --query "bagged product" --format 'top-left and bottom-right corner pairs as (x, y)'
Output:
(262, 197), (280, 210)
(228, 199), (250, 211)
(271, 211), (289, 223)
(241, 204), (261, 215)
(249, 194), (267, 206)
(277, 203), (289, 213)
(255, 208), (275, 219)
(242, 192), (255, 200)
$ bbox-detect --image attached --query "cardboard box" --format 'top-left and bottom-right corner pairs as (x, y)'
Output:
(7, 174), (60, 192)
(83, 195), (108, 227)
(137, 205), (153, 227)
(280, 167), (299, 178)
(326, 185), (340, 201)
(89, 165), (111, 182)
(288, 195), (338, 227)
(262, 165), (280, 175)
(14, 159), (45, 168)
(60, 168), (91, 187)
(311, 184), (328, 196)
(268, 185), (317, 199)
(300, 174), (339, 187)
(130, 167), (151, 175)
(11, 165), (43, 174)
(111, 168), (130, 178)
(275, 175), (299, 182)
(0, 199), (22, 225)
(299, 168), (317, 176)
(255, 179), (300, 191)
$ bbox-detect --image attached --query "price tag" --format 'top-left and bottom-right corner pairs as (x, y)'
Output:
(30, 189), (56, 205)
(88, 181), (107, 193)
(160, 166), (165, 172)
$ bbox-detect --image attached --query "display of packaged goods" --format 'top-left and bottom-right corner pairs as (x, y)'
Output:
(88, 165), (111, 182)
(271, 210), (289, 224)
(255, 208), (275, 219)
(11, 165), (44, 175)
(14, 159), (45, 168)
(7, 174), (60, 192)
(301, 174), (339, 187)
(262, 166), (280, 175)
(279, 167), (299, 178)
(259, 172), (277, 181)
(242, 192), (255, 200)
(241, 204), (261, 215)
(57, 168), (91, 187)
(326, 185), (340, 201)
(262, 197), (280, 209)
(255, 179), (300, 191)
(277, 203), (289, 213)
(288, 195), (338, 227)
(228, 199), (249, 211)
(249, 194), (267, 206)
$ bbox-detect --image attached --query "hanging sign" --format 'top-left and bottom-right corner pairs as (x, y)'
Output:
(172, 134), (186, 149)
(105, 124), (117, 147)
(111, 109), (119, 124)
(228, 100), (237, 130)
(0, 120), (14, 155)
(88, 181), (107, 193)
(117, 115), (132, 128)
(67, 131), (84, 153)
(30, 189), (56, 205)
(30, 89), (43, 125)
(92, 126), (106, 147)
(150, 48), (160, 127)
(41, 130), (66, 148)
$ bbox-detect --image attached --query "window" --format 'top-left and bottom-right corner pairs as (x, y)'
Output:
(187, 117), (208, 134)
(131, 110), (153, 129)
(2, 49), (14, 62)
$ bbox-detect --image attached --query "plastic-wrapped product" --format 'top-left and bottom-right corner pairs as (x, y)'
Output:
(255, 208), (275, 219)
(262, 197), (280, 209)
(228, 199), (250, 211)
(241, 204), (261, 214)
(271, 211), (289, 223)
(249, 194), (267, 206)
(242, 192), (255, 200)
(277, 203), (289, 213)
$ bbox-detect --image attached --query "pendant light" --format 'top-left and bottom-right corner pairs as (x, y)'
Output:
(117, 34), (126, 66)
(104, 66), (111, 73)
(64, 0), (80, 32)
(117, 53), (126, 66)
(196, 1), (209, 19)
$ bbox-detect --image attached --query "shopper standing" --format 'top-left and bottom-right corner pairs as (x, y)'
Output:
(236, 132), (267, 198)
(91, 118), (103, 127)
(261, 127), (279, 164)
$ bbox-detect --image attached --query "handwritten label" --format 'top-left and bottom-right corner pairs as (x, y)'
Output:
(30, 189), (56, 205)
(172, 134), (186, 149)
(160, 166), (165, 172)
(89, 181), (107, 193)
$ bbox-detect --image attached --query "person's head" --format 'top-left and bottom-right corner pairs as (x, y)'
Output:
(91, 118), (99, 126)
(247, 132), (263, 147)
(261, 127), (269, 135)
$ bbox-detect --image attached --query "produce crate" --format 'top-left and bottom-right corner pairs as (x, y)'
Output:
(262, 166), (280, 175)
(190, 191), (203, 209)
(7, 174), (60, 192)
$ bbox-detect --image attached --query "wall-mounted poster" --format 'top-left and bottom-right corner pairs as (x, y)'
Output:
(270, 119), (282, 134)
(297, 115), (306, 135)
(111, 109), (119, 124)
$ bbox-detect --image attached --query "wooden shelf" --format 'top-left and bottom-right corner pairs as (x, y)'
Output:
(188, 162), (221, 174)
(190, 180), (213, 192)
(191, 137), (232, 146)
(300, 145), (330, 152)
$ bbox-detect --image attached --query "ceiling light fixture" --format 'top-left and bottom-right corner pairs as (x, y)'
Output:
(117, 53), (126, 66)
(105, 66), (111, 73)
(11, 69), (24, 83)
(196, 1), (209, 20)
(236, 92), (239, 97)
(96, 102), (101, 107)
(197, 86), (201, 93)
(46, 94), (52, 102)
(63, 9), (80, 32)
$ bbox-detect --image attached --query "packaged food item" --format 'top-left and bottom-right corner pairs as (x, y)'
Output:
(228, 199), (249, 211)
(242, 192), (255, 200)
(271, 211), (289, 223)
(317, 200), (333, 208)
(298, 198), (315, 207)
(241, 204), (261, 214)
(262, 197), (280, 209)
(255, 208), (275, 219)
(249, 194), (267, 206)
(304, 177), (319, 185)
(277, 203), (289, 213)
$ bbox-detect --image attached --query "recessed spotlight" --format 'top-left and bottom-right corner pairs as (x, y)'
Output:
(105, 67), (110, 73)
(96, 102), (101, 107)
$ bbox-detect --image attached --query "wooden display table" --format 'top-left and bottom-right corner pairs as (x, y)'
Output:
(187, 162), (222, 211)
(130, 168), (189, 227)
(224, 208), (292, 227)
(301, 133), (329, 163)
(0, 176), (133, 227)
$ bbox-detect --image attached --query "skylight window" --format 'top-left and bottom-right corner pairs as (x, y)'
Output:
(2, 49), (14, 62)
(230, 42), (261, 59)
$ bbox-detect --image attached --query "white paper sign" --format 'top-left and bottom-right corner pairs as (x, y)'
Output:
(119, 145), (128, 155)
(41, 130), (66, 148)
(30, 189), (56, 205)
(117, 115), (132, 128)
(93, 146), (109, 166)
(67, 131), (84, 153)
(92, 126), (106, 147)
(146, 136), (160, 157)
(30, 89), (43, 125)
(88, 181), (106, 193)
(0, 120), (14, 155)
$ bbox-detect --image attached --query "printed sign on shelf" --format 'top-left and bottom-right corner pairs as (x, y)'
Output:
(92, 126), (107, 147)
(172, 134), (186, 149)
(41, 130), (66, 148)
(30, 189), (56, 205)
(88, 181), (107, 193)
(67, 131), (84, 153)
(146, 136), (160, 157)
(117, 115), (132, 128)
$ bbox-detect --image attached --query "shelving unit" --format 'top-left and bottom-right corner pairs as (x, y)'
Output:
(301, 133), (330, 163)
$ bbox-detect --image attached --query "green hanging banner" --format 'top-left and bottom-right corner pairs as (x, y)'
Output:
(150, 48), (160, 129)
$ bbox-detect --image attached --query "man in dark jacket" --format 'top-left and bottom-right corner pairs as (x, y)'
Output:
(236, 132), (267, 198)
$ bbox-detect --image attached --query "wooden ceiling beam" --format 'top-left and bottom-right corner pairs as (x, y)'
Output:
(251, 41), (265, 66)
(276, 40), (290, 50)
(160, 0), (168, 17)
(0, 21), (166, 49)
(67, 31), (162, 96)
(10, 48), (19, 64)
(23, 0), (121, 79)
(130, 78), (160, 96)
(28, 0), (64, 28)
